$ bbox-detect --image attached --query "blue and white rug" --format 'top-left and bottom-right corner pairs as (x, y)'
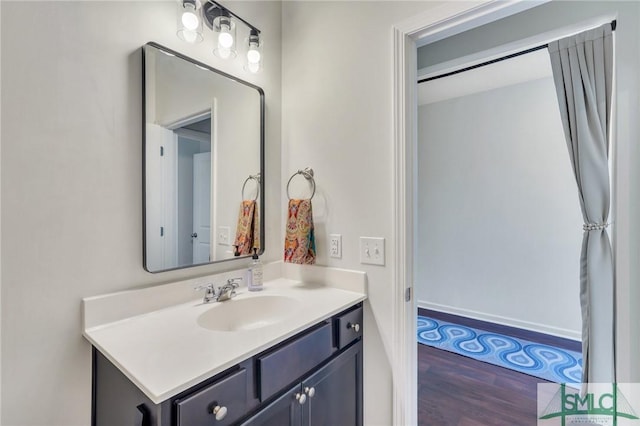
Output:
(417, 316), (582, 385)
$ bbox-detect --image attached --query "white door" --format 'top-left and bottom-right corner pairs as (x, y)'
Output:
(193, 152), (211, 263)
(145, 124), (177, 271)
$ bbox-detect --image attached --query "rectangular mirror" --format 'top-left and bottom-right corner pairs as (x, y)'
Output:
(143, 42), (264, 273)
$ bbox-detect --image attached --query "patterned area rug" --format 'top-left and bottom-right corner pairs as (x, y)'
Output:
(417, 316), (582, 384)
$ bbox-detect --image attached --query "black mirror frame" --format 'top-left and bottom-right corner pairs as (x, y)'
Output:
(142, 42), (265, 273)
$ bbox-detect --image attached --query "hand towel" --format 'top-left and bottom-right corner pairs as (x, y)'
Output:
(284, 199), (316, 264)
(233, 200), (260, 256)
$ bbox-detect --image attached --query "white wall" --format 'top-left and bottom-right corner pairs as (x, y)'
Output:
(0, 2), (3, 420)
(417, 76), (583, 339)
(281, 2), (465, 424)
(0, 2), (282, 425)
(1, 2), (638, 425)
(416, 0), (640, 384)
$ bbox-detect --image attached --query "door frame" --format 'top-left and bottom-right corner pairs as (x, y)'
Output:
(390, 1), (558, 424)
(392, 0), (635, 423)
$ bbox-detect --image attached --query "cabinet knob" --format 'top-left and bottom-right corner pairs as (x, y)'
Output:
(349, 322), (360, 333)
(304, 386), (316, 398)
(295, 392), (307, 405)
(212, 405), (228, 421)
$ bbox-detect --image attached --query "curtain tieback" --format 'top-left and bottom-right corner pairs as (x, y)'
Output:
(583, 222), (610, 231)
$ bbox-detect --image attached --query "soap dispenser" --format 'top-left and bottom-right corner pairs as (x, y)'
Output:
(247, 248), (263, 291)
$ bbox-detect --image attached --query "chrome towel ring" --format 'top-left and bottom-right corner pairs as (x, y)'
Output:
(241, 173), (261, 201)
(286, 168), (316, 200)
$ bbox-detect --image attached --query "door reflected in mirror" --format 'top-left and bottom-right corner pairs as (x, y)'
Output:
(143, 43), (264, 273)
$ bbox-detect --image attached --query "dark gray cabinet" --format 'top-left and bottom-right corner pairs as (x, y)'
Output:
(239, 384), (301, 426)
(243, 340), (362, 426)
(92, 303), (363, 426)
(256, 322), (334, 401)
(302, 341), (362, 426)
(174, 367), (249, 426)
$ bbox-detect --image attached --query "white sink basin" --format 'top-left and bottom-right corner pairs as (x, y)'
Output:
(197, 295), (300, 332)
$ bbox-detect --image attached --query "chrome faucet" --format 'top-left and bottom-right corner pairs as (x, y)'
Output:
(197, 284), (218, 303)
(196, 278), (242, 303)
(216, 278), (241, 302)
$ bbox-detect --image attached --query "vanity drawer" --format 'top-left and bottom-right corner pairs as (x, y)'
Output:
(175, 368), (247, 426)
(335, 305), (363, 349)
(257, 322), (333, 400)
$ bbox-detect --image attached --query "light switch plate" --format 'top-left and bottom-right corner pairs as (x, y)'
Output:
(218, 226), (231, 246)
(329, 234), (342, 258)
(359, 237), (385, 265)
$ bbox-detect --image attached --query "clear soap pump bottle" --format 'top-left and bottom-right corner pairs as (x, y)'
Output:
(247, 248), (263, 292)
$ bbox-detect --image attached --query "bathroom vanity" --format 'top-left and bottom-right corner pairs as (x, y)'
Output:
(127, 38), (367, 425)
(83, 265), (367, 426)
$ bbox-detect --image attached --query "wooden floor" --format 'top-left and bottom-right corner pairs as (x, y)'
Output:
(418, 309), (580, 426)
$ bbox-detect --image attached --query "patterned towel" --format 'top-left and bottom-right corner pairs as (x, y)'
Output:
(233, 200), (260, 256)
(284, 199), (316, 264)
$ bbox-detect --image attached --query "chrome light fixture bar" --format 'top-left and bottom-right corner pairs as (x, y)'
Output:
(176, 0), (262, 73)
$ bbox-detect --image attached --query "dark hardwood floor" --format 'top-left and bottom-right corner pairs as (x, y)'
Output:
(418, 309), (580, 426)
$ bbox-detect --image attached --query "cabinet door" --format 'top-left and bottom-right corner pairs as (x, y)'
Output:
(174, 368), (247, 426)
(240, 384), (303, 426)
(302, 340), (362, 426)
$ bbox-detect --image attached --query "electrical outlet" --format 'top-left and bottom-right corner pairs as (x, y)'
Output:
(329, 234), (342, 258)
(359, 237), (385, 265)
(218, 226), (231, 246)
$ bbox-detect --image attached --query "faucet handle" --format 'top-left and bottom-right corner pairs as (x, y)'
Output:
(226, 277), (242, 288)
(195, 283), (219, 303)
(194, 283), (215, 292)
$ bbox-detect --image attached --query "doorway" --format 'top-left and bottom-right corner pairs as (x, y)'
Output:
(415, 48), (582, 338)
(173, 115), (212, 266)
(391, 2), (630, 424)
(415, 42), (583, 425)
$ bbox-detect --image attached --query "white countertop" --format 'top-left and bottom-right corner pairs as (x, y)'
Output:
(82, 264), (367, 404)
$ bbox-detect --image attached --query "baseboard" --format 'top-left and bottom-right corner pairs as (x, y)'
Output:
(417, 300), (581, 341)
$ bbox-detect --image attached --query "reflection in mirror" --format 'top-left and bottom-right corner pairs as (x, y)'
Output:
(143, 43), (264, 273)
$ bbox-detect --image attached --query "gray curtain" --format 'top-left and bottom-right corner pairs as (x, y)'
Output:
(548, 23), (614, 384)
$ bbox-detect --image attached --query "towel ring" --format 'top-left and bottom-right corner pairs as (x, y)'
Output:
(241, 173), (261, 201)
(286, 168), (316, 200)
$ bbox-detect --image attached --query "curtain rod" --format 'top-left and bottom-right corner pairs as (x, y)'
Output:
(418, 19), (617, 84)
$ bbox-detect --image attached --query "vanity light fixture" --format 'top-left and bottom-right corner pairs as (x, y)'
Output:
(245, 29), (262, 73)
(176, 0), (203, 44)
(211, 10), (237, 59)
(176, 0), (263, 73)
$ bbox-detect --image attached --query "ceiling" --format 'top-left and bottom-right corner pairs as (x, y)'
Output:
(418, 49), (553, 106)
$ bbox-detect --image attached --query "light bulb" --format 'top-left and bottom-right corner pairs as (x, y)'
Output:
(247, 46), (261, 64)
(181, 4), (199, 31)
(218, 27), (234, 49)
(217, 47), (231, 59)
(247, 62), (260, 74)
(182, 30), (198, 43)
